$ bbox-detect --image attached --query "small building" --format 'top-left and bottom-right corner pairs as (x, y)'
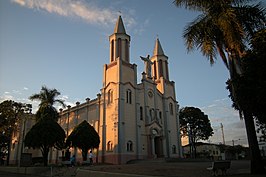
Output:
(258, 141), (266, 157)
(183, 142), (222, 160)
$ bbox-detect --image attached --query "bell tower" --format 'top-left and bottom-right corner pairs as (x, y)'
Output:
(100, 16), (137, 164)
(150, 38), (171, 94)
(151, 38), (169, 81)
(109, 16), (130, 63)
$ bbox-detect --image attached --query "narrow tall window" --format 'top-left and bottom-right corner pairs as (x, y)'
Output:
(169, 103), (173, 115)
(126, 89), (132, 104)
(111, 40), (114, 62)
(172, 145), (177, 154)
(159, 60), (163, 77)
(125, 39), (129, 62)
(127, 141), (133, 152)
(107, 89), (113, 104)
(107, 141), (113, 151)
(165, 61), (169, 80)
(153, 61), (157, 79)
(159, 111), (162, 124)
(140, 106), (143, 120)
(118, 38), (122, 59)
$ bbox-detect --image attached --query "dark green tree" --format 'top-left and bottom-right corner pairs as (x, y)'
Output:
(66, 120), (100, 161)
(179, 107), (213, 158)
(24, 118), (65, 166)
(35, 105), (59, 122)
(227, 29), (266, 157)
(227, 29), (266, 123)
(0, 100), (32, 165)
(25, 86), (66, 166)
(174, 0), (265, 173)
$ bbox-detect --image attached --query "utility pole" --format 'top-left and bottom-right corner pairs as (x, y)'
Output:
(221, 123), (225, 145)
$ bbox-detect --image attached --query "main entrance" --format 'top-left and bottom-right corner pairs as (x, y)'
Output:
(154, 136), (164, 158)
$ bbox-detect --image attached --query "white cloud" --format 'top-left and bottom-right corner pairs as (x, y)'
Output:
(200, 98), (248, 146)
(0, 94), (14, 101)
(23, 87), (29, 90)
(133, 18), (150, 35)
(12, 90), (22, 94)
(11, 0), (136, 27)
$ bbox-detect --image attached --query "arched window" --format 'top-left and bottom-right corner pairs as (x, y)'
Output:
(172, 145), (177, 154)
(107, 141), (113, 151)
(107, 89), (113, 104)
(165, 61), (169, 80)
(118, 38), (122, 59)
(125, 39), (129, 62)
(127, 140), (133, 152)
(159, 111), (162, 124)
(153, 61), (157, 79)
(150, 109), (154, 120)
(126, 89), (132, 104)
(159, 60), (163, 77)
(140, 106), (143, 120)
(169, 103), (173, 115)
(111, 40), (114, 62)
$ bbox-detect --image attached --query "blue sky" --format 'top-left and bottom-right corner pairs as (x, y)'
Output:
(0, 0), (249, 146)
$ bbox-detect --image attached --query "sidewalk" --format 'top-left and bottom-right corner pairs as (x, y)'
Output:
(76, 160), (265, 177)
(0, 160), (265, 177)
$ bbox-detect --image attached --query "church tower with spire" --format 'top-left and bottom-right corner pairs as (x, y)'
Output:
(99, 15), (138, 164)
(109, 15), (130, 63)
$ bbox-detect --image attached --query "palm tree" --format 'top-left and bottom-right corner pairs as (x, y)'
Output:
(29, 86), (65, 109)
(174, 0), (265, 174)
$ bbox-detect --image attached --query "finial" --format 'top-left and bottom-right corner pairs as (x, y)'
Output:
(118, 10), (122, 16)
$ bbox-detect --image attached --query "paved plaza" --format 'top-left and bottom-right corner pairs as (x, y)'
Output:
(0, 160), (265, 177)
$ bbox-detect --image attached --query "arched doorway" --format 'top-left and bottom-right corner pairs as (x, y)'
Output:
(154, 136), (164, 158)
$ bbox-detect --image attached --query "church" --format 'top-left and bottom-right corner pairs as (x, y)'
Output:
(10, 16), (182, 165)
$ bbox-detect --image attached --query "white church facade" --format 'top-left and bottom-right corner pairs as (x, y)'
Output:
(10, 16), (182, 165)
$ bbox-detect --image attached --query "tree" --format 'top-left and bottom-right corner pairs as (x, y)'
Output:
(25, 86), (66, 166)
(66, 120), (100, 161)
(227, 29), (266, 158)
(179, 107), (213, 158)
(35, 104), (59, 122)
(29, 85), (65, 109)
(174, 0), (265, 173)
(0, 100), (32, 165)
(227, 29), (266, 123)
(24, 118), (65, 166)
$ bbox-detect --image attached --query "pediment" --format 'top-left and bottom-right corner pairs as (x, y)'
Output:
(146, 121), (163, 136)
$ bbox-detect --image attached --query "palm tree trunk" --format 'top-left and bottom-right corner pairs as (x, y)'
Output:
(6, 136), (11, 166)
(42, 147), (49, 166)
(243, 110), (265, 174)
(82, 150), (88, 161)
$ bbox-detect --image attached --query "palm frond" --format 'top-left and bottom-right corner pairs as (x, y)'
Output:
(173, 0), (215, 11)
(30, 86), (65, 109)
(29, 94), (42, 101)
(183, 14), (219, 64)
(55, 99), (66, 108)
(234, 3), (266, 38)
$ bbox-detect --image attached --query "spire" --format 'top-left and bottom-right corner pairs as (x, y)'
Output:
(153, 37), (164, 56)
(114, 16), (126, 34)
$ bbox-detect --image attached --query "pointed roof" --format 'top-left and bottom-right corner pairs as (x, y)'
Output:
(114, 16), (126, 34)
(153, 38), (164, 56)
